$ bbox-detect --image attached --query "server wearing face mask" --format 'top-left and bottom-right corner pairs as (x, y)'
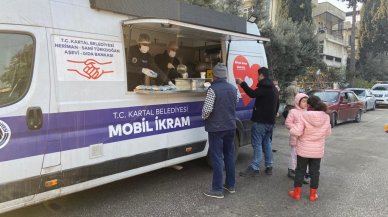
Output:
(127, 33), (171, 91)
(155, 41), (181, 83)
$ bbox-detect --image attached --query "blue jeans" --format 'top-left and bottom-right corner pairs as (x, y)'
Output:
(250, 123), (274, 170)
(208, 129), (236, 193)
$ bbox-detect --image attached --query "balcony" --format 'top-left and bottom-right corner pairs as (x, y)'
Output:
(318, 32), (345, 46)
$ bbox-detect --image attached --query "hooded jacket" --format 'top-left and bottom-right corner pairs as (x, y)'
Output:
(285, 82), (298, 106)
(285, 93), (308, 146)
(240, 78), (279, 124)
(290, 110), (331, 158)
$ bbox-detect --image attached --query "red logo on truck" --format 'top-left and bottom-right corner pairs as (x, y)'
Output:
(67, 59), (113, 79)
(233, 55), (260, 106)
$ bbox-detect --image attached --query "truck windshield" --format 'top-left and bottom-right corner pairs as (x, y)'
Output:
(0, 33), (34, 107)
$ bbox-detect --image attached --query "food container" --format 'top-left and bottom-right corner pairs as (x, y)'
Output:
(175, 79), (192, 90)
(177, 64), (187, 74)
(191, 78), (206, 90)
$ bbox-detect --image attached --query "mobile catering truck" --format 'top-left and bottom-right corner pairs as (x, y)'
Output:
(0, 0), (269, 212)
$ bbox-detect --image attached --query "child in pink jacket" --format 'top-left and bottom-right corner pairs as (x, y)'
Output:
(285, 93), (308, 179)
(288, 95), (331, 202)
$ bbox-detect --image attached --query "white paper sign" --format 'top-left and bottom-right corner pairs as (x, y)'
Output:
(53, 35), (124, 81)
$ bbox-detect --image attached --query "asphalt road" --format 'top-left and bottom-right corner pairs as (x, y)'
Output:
(2, 109), (388, 217)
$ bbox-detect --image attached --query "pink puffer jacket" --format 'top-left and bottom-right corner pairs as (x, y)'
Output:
(285, 93), (308, 146)
(290, 111), (331, 158)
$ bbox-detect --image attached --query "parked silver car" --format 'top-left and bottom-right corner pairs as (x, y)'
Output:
(371, 84), (388, 107)
(346, 88), (376, 112)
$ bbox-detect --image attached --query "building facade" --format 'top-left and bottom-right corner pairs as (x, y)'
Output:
(243, 0), (360, 69)
(313, 1), (348, 68)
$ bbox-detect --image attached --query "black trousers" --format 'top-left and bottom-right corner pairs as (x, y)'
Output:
(294, 155), (321, 189)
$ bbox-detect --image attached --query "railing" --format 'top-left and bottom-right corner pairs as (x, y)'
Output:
(318, 32), (345, 45)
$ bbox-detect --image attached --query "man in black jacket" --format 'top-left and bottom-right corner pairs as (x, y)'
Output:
(236, 67), (279, 176)
(155, 41), (181, 83)
(127, 33), (172, 91)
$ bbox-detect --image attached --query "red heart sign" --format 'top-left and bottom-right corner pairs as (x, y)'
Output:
(233, 55), (261, 106)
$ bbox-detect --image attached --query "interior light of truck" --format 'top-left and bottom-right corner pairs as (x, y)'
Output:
(161, 23), (172, 28)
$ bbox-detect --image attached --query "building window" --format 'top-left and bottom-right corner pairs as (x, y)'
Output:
(326, 55), (334, 61)
(335, 57), (342, 63)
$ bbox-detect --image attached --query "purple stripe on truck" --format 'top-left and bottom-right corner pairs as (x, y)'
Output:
(0, 101), (252, 162)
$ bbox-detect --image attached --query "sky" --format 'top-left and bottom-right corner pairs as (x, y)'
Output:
(318, 0), (363, 12)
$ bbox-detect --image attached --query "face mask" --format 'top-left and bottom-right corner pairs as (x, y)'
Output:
(139, 45), (149, 54)
(168, 50), (176, 58)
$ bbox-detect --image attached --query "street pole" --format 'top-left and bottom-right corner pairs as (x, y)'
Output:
(349, 0), (357, 87)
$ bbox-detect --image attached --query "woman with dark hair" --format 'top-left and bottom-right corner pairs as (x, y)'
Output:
(288, 96), (331, 202)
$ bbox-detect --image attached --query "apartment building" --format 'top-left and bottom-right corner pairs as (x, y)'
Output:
(242, 0), (358, 69)
(313, 0), (348, 68)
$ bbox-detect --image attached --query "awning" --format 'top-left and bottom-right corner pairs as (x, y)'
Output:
(123, 18), (270, 43)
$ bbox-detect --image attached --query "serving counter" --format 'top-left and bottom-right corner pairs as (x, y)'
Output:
(134, 89), (207, 94)
(134, 78), (211, 94)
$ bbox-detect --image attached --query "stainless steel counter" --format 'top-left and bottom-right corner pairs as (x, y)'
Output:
(134, 89), (207, 94)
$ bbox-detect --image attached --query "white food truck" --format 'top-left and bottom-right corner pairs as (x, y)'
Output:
(0, 0), (269, 213)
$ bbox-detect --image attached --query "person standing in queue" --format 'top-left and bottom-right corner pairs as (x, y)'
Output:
(236, 67), (279, 176)
(202, 63), (238, 199)
(155, 41), (181, 82)
(283, 80), (299, 119)
(127, 33), (174, 91)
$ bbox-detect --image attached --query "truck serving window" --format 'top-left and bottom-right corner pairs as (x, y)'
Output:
(123, 26), (220, 92)
(0, 33), (34, 107)
(122, 19), (269, 93)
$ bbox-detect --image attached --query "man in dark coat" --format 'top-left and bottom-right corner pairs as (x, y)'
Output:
(236, 67), (279, 176)
(154, 41), (181, 82)
(202, 63), (238, 199)
(127, 33), (171, 91)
